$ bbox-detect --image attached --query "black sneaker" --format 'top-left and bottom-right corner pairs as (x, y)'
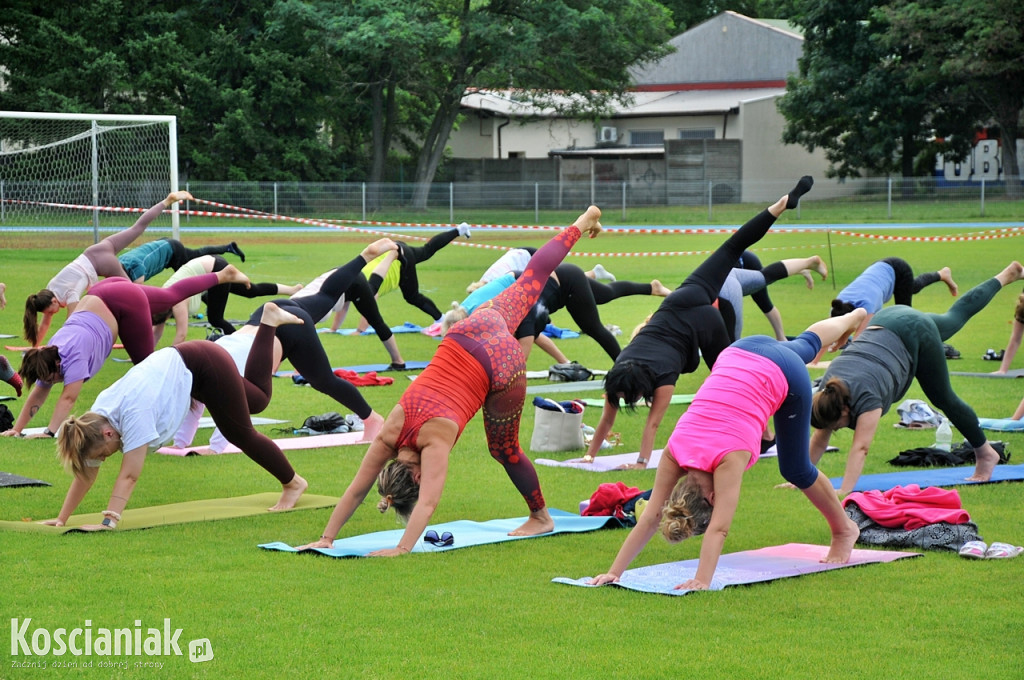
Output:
(944, 343), (961, 359)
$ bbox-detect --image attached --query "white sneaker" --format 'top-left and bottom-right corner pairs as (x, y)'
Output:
(346, 414), (365, 432)
(457, 222), (472, 238)
(592, 264), (615, 282)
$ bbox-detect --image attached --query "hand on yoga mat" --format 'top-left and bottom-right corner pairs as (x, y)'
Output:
(675, 578), (710, 591)
(588, 573), (621, 586)
(296, 538), (334, 551)
(39, 518), (64, 527)
(367, 546), (411, 557)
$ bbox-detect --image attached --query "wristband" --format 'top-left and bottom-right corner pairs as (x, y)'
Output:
(42, 429), (55, 437)
(100, 517), (118, 529)
(102, 509), (122, 522)
(636, 457), (648, 466)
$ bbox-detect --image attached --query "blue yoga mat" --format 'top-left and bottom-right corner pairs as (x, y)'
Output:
(553, 543), (919, 596)
(319, 322), (424, 336)
(543, 324), (579, 339)
(832, 463), (1024, 493)
(274, 360), (430, 378)
(978, 417), (1024, 432)
(259, 509), (622, 557)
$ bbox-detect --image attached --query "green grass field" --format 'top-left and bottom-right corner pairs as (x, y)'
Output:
(2, 204), (1023, 679)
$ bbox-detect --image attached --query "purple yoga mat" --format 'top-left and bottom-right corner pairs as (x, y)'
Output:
(553, 543), (920, 595)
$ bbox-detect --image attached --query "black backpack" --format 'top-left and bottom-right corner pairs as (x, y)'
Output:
(0, 404), (13, 431)
(548, 362), (594, 383)
(302, 412), (347, 433)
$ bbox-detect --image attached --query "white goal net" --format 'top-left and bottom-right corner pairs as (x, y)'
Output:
(0, 112), (178, 238)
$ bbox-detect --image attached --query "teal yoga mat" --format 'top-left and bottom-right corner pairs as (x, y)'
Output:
(260, 509), (622, 557)
(553, 543), (920, 595)
(978, 417), (1024, 432)
(831, 463), (1024, 493)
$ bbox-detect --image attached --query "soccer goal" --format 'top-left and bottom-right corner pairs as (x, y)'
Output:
(0, 111), (180, 239)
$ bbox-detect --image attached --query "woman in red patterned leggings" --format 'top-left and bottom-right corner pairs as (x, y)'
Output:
(302, 207), (603, 555)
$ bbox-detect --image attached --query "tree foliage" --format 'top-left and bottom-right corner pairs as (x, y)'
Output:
(777, 0), (968, 178)
(0, 0), (673, 190)
(875, 0), (1024, 192)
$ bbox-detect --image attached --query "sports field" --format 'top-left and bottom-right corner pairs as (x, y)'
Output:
(1, 202), (1022, 678)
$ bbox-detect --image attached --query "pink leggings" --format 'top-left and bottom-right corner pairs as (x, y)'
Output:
(89, 274), (221, 364)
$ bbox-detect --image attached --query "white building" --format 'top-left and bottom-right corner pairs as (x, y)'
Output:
(448, 11), (838, 202)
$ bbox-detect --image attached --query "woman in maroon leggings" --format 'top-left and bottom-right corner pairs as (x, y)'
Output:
(43, 302), (307, 530)
(3, 268), (249, 439)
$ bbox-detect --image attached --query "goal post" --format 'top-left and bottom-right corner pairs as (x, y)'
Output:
(0, 111), (180, 239)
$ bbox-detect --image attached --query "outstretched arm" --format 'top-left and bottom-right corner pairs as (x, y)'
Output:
(368, 443), (449, 557)
(2, 382), (52, 436)
(76, 446), (146, 531)
(298, 438), (397, 550)
(589, 449), (684, 584)
(583, 398), (619, 461)
(42, 380), (84, 436)
(43, 465), (100, 526)
(997, 320), (1023, 374)
(677, 453), (748, 590)
(836, 408), (882, 497)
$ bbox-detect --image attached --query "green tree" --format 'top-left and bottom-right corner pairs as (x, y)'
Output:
(876, 0), (1024, 195)
(403, 0), (673, 208)
(777, 0), (968, 179)
(0, 0), (348, 181)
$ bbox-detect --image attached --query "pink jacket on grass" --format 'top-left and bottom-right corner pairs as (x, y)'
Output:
(842, 484), (970, 530)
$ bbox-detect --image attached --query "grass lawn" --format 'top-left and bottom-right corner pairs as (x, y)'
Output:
(1, 201), (1023, 679)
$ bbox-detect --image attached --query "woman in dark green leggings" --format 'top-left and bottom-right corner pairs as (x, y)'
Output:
(810, 261), (1024, 495)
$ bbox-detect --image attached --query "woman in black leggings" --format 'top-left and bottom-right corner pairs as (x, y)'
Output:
(366, 225), (470, 322)
(584, 177), (814, 470)
(516, 264), (671, 361)
(235, 239), (400, 441)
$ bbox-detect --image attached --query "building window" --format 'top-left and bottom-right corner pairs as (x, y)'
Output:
(678, 128), (716, 140)
(629, 130), (665, 147)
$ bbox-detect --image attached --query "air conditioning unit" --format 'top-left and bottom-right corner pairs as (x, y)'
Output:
(599, 126), (618, 143)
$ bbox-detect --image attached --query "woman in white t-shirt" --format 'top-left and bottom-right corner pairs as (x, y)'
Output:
(43, 303), (307, 530)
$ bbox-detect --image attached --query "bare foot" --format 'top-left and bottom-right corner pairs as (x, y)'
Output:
(995, 261), (1024, 287)
(966, 443), (1000, 482)
(774, 481), (797, 490)
(216, 264), (251, 289)
(809, 255), (828, 280)
(260, 302), (304, 327)
(573, 206), (602, 238)
(279, 283), (304, 296)
(361, 411), (385, 443)
(508, 508), (555, 536)
(822, 516), (860, 563)
(363, 238), (398, 260)
(800, 270), (816, 290)
(269, 474), (308, 511)
(651, 279), (671, 297)
(936, 267), (958, 296)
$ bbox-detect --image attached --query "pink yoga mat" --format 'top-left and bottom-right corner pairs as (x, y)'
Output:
(157, 431), (366, 456)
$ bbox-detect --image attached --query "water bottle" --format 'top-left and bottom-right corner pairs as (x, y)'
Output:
(934, 419), (952, 452)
